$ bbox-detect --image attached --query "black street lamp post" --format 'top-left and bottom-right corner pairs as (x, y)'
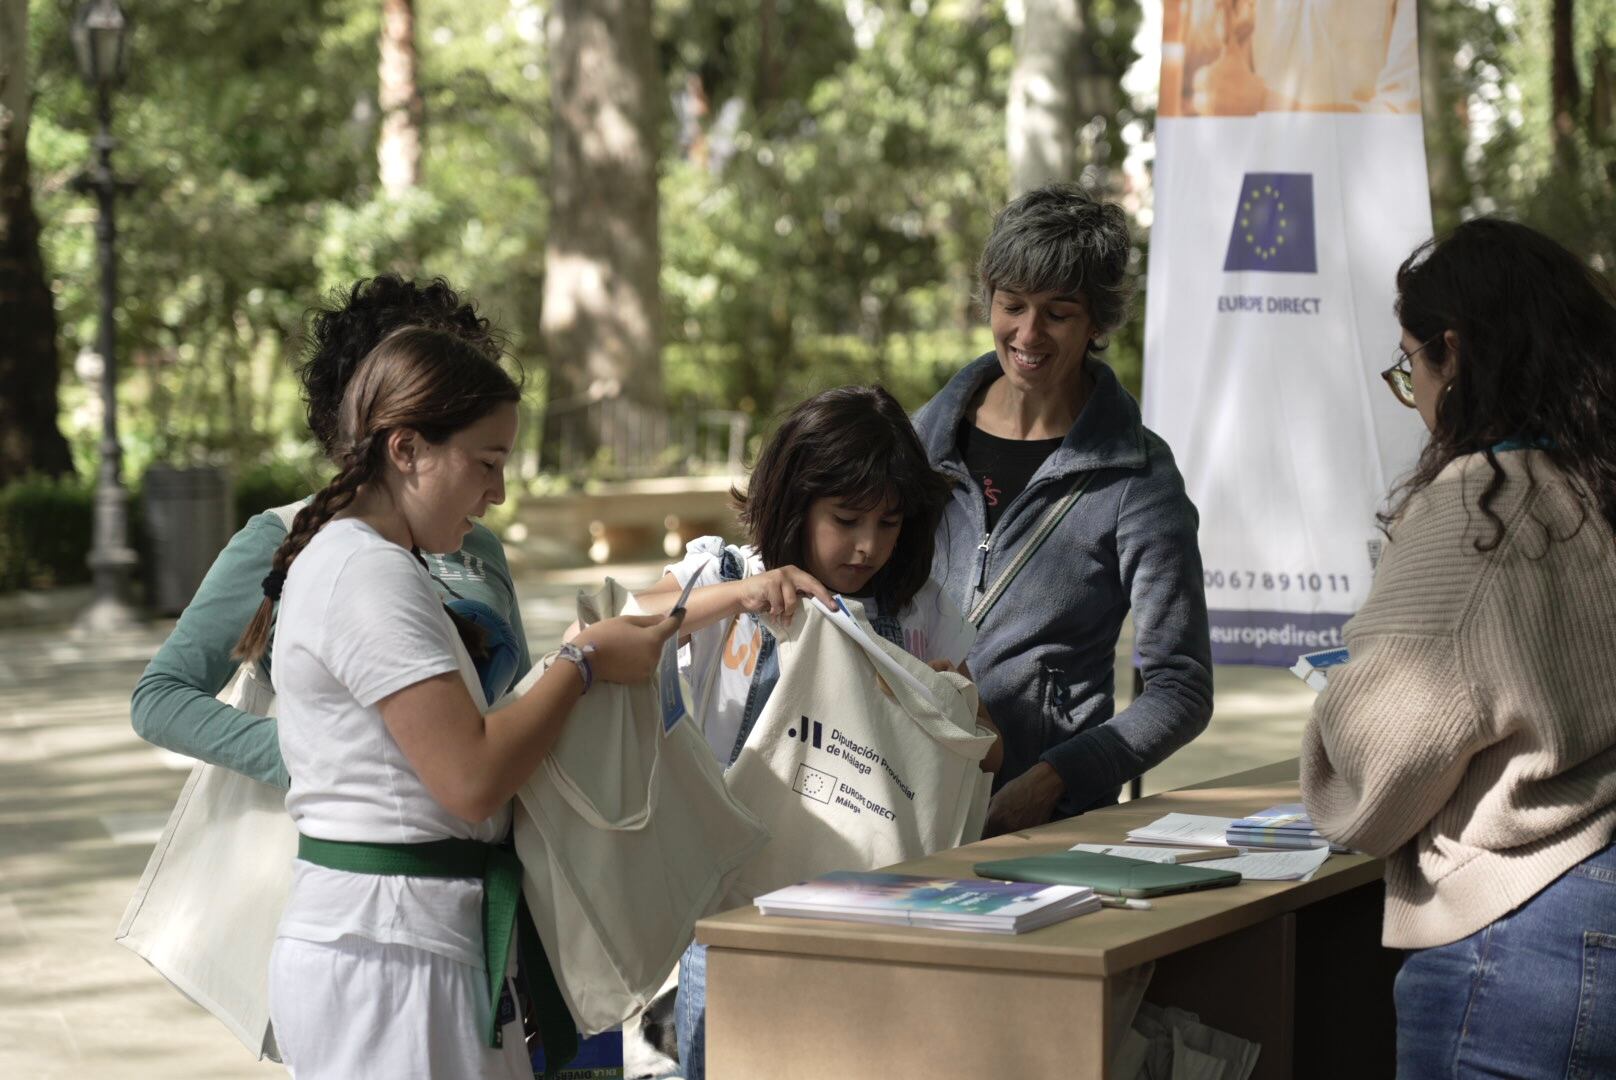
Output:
(70, 0), (139, 634)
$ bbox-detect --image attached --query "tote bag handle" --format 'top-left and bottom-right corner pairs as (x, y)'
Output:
(537, 578), (665, 831)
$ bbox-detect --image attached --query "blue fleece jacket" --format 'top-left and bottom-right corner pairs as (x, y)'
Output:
(913, 353), (1213, 816)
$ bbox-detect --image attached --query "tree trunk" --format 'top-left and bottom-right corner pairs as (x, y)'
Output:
(0, 0), (73, 484)
(1551, 0), (1580, 165)
(540, 0), (663, 467)
(1007, 0), (1092, 196)
(378, 0), (423, 194)
(1418, 0), (1469, 232)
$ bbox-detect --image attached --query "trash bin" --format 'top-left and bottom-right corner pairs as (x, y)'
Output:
(143, 465), (233, 615)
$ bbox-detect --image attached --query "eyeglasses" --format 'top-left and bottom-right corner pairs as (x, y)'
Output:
(1380, 336), (1439, 409)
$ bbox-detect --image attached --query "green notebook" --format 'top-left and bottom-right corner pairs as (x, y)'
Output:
(974, 850), (1242, 899)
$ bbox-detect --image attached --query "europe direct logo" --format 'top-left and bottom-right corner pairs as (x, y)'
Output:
(1218, 171), (1322, 316)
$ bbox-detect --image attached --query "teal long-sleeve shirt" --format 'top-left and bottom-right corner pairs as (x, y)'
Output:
(130, 505), (532, 789)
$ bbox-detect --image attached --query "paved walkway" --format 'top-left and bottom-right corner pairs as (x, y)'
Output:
(0, 565), (1315, 1078)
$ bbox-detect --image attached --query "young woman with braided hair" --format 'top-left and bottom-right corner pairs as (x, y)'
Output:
(132, 274), (532, 788)
(252, 326), (680, 1079)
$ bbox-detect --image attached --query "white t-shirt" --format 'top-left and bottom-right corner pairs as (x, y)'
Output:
(272, 518), (507, 970)
(666, 536), (976, 765)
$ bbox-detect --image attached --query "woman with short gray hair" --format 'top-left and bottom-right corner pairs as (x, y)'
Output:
(912, 184), (1213, 834)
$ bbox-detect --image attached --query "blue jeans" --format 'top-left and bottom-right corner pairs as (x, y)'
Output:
(1394, 841), (1616, 1079)
(674, 941), (707, 1080)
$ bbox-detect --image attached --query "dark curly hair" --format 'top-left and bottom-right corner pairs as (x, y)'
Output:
(299, 275), (505, 458)
(1383, 218), (1616, 549)
(976, 183), (1134, 360)
(733, 386), (952, 610)
(237, 327), (522, 663)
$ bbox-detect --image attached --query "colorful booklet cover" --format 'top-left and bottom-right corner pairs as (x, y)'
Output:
(1225, 804), (1347, 853)
(755, 870), (1100, 934)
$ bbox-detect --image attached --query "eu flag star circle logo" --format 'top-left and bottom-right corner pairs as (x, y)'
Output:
(1223, 172), (1317, 274)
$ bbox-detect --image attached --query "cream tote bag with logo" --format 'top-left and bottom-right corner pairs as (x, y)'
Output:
(510, 580), (769, 1035)
(724, 597), (995, 903)
(115, 502), (303, 1061)
(114, 657), (297, 1061)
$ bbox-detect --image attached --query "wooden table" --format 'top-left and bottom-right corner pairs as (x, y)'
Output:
(696, 760), (1399, 1079)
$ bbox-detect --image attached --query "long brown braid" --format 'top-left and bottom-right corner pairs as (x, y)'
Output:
(231, 324), (522, 665)
(231, 436), (383, 663)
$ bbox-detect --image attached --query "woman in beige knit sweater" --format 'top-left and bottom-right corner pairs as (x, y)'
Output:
(1302, 218), (1616, 1078)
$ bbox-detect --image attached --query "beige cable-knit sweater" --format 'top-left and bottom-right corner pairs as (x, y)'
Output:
(1302, 450), (1616, 949)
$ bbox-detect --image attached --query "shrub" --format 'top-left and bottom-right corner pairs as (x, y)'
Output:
(0, 474), (144, 593)
(233, 460), (328, 527)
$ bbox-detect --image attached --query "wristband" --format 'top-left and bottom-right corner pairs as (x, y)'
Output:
(555, 642), (596, 694)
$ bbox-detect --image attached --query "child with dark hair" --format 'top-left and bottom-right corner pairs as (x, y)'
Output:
(629, 384), (1000, 1080)
(131, 275), (526, 788)
(637, 384), (984, 767)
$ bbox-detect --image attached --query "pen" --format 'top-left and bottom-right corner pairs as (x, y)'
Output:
(1097, 896), (1153, 911)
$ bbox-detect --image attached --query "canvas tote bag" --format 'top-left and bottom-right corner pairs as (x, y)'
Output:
(511, 580), (769, 1035)
(724, 597), (995, 903)
(115, 652), (298, 1061)
(114, 503), (304, 1060)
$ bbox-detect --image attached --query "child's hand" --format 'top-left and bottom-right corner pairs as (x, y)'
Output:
(573, 612), (683, 684)
(736, 566), (834, 625)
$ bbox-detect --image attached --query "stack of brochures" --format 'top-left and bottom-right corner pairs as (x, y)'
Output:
(1225, 804), (1337, 851)
(754, 870), (1101, 934)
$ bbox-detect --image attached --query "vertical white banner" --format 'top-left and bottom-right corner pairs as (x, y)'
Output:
(1143, 0), (1434, 666)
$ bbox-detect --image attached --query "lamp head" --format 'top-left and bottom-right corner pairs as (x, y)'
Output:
(71, 0), (130, 91)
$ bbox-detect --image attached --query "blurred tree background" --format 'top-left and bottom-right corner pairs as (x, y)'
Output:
(1, 0), (1612, 588)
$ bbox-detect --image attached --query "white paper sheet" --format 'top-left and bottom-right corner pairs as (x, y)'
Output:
(1125, 813), (1240, 849)
(1105, 828), (1335, 882)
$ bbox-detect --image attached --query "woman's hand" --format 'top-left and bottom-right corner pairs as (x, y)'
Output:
(573, 612), (684, 684)
(734, 566), (834, 625)
(982, 762), (1065, 837)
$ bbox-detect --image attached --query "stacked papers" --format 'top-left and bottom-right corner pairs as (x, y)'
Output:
(1126, 814), (1242, 850)
(1226, 804), (1346, 852)
(755, 870), (1100, 934)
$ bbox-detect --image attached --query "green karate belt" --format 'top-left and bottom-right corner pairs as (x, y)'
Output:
(296, 833), (578, 1075)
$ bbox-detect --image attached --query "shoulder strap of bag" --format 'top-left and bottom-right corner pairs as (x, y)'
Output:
(266, 499), (304, 531)
(967, 472), (1093, 627)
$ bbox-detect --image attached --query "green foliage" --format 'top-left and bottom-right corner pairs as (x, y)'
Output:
(24, 0), (1608, 538)
(0, 474), (102, 591)
(1424, 0), (1616, 272)
(660, 0), (1013, 417)
(232, 458), (329, 527)
(28, 0), (553, 481)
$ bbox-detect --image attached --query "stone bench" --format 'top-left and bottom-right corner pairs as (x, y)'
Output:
(509, 475), (747, 568)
